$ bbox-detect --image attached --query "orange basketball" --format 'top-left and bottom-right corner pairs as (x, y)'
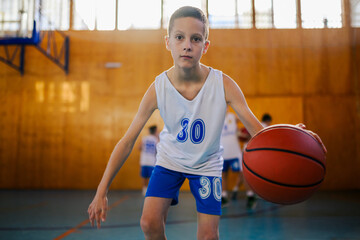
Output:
(243, 124), (326, 205)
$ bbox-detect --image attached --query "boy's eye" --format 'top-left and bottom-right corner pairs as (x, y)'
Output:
(193, 37), (201, 42)
(175, 35), (183, 40)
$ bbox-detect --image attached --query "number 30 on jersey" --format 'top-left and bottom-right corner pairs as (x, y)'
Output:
(176, 118), (205, 144)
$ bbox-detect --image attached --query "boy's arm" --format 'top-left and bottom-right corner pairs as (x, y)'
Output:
(88, 82), (157, 228)
(223, 74), (263, 137)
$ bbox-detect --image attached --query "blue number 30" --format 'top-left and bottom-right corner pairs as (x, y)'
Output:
(177, 118), (205, 144)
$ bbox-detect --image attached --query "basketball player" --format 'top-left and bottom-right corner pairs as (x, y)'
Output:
(220, 109), (244, 205)
(139, 125), (158, 196)
(88, 6), (325, 239)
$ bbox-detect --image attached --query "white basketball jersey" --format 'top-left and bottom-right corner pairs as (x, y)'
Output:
(140, 135), (158, 166)
(220, 112), (242, 161)
(155, 68), (227, 177)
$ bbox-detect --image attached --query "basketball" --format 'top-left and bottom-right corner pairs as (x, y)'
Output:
(243, 124), (326, 205)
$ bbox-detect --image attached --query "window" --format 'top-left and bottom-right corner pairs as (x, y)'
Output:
(73, 0), (96, 30)
(208, 0), (252, 29)
(236, 0), (253, 29)
(273, 0), (297, 28)
(301, 0), (342, 28)
(255, 0), (273, 28)
(73, 0), (115, 30)
(0, 0), (37, 37)
(1, 0), (348, 33)
(208, 0), (236, 29)
(118, 0), (161, 30)
(97, 0), (116, 30)
(351, 0), (360, 27)
(40, 0), (70, 30)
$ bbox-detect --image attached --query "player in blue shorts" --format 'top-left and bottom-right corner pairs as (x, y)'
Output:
(139, 125), (158, 196)
(88, 6), (324, 239)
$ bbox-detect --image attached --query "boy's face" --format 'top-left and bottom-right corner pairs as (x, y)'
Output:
(166, 17), (210, 69)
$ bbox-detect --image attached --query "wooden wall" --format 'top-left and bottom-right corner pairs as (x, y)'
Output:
(0, 28), (359, 190)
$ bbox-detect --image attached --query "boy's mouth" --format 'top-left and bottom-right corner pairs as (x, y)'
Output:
(180, 55), (192, 59)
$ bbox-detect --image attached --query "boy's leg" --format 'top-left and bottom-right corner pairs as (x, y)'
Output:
(197, 213), (220, 240)
(188, 175), (222, 239)
(141, 197), (172, 240)
(141, 165), (185, 239)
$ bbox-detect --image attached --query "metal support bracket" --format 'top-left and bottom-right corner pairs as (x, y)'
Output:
(0, 45), (25, 74)
(35, 30), (70, 74)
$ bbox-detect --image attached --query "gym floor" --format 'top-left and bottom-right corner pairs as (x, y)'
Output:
(0, 190), (359, 240)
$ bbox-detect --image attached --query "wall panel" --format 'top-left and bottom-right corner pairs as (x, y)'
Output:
(0, 28), (359, 190)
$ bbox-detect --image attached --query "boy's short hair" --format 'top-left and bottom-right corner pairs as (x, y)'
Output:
(168, 6), (209, 40)
(261, 113), (272, 122)
(149, 125), (157, 135)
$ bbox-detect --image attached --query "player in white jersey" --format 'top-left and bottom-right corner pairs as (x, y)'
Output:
(139, 125), (158, 196)
(88, 6), (325, 239)
(220, 110), (244, 205)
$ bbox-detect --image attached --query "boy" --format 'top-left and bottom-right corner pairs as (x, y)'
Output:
(139, 125), (158, 196)
(88, 6), (324, 240)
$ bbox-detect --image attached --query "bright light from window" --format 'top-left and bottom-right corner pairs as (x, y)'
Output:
(255, 0), (272, 28)
(97, 0), (115, 30)
(118, 0), (161, 30)
(351, 0), (360, 27)
(40, 0), (70, 30)
(237, 0), (253, 29)
(162, 0), (203, 29)
(69, 0), (344, 30)
(301, 0), (342, 28)
(73, 0), (96, 30)
(273, 0), (296, 28)
(208, 0), (236, 28)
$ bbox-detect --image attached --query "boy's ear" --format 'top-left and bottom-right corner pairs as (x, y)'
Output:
(203, 40), (210, 54)
(165, 36), (170, 51)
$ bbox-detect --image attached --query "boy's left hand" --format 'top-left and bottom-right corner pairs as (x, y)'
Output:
(296, 123), (327, 154)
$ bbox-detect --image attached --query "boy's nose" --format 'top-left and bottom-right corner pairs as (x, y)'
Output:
(183, 40), (192, 51)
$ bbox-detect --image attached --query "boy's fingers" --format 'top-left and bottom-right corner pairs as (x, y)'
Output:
(295, 123), (327, 154)
(96, 212), (101, 229)
(296, 123), (306, 129)
(90, 218), (94, 227)
(88, 207), (95, 227)
(101, 208), (107, 222)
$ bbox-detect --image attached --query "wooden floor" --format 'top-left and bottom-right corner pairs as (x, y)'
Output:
(0, 190), (359, 240)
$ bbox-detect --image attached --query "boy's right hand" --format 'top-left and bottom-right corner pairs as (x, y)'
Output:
(88, 194), (108, 229)
(296, 123), (327, 154)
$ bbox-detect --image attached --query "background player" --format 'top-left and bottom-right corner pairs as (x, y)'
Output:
(220, 109), (244, 205)
(139, 125), (159, 196)
(239, 113), (273, 208)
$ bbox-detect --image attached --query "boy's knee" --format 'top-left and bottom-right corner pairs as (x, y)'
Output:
(198, 226), (219, 240)
(140, 215), (164, 237)
(140, 215), (151, 233)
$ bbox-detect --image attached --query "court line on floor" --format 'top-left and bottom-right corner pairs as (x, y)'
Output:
(53, 195), (130, 240)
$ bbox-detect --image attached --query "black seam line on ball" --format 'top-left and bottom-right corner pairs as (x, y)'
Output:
(245, 148), (326, 170)
(242, 160), (324, 188)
